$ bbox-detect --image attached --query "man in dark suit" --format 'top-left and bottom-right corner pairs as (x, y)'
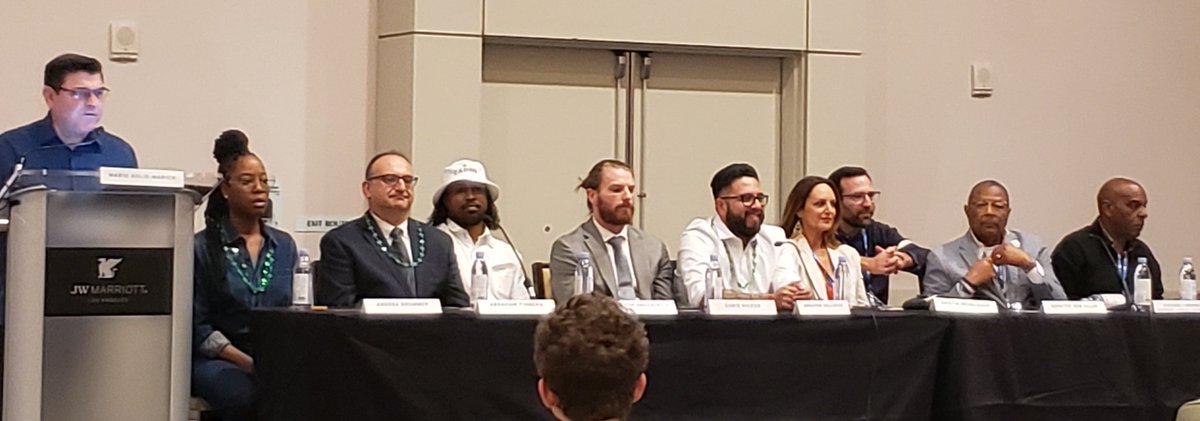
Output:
(316, 151), (469, 307)
(548, 160), (675, 305)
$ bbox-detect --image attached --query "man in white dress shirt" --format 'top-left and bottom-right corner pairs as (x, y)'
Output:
(430, 159), (531, 300)
(677, 163), (802, 310)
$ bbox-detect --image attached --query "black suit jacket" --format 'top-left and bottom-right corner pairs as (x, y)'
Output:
(316, 216), (469, 307)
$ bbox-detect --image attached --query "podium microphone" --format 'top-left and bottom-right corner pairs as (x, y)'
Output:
(485, 214), (537, 299)
(0, 157), (27, 204)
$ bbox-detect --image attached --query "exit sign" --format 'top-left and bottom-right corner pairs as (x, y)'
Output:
(296, 218), (353, 233)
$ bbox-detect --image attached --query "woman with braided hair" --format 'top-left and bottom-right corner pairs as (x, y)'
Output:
(191, 129), (296, 420)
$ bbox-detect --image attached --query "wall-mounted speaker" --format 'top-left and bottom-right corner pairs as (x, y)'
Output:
(109, 21), (139, 63)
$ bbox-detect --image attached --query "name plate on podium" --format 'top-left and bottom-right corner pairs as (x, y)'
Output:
(706, 299), (777, 317)
(1151, 300), (1200, 314)
(619, 300), (679, 317)
(930, 297), (999, 315)
(99, 167), (185, 189)
(1041, 300), (1108, 315)
(362, 298), (442, 315)
(476, 299), (555, 316)
(794, 300), (851, 317)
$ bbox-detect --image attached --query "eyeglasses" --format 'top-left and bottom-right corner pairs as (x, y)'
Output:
(368, 174), (418, 188)
(718, 193), (769, 207)
(56, 86), (110, 101)
(843, 191), (882, 203)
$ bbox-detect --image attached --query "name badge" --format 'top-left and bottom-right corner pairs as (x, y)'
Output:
(1151, 300), (1200, 314)
(794, 300), (851, 317)
(930, 297), (999, 315)
(619, 300), (679, 317)
(361, 298), (442, 315)
(706, 299), (777, 317)
(99, 167), (185, 189)
(476, 299), (555, 316)
(1041, 300), (1108, 315)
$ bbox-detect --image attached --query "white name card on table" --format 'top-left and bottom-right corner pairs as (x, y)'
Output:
(706, 299), (777, 317)
(930, 297), (999, 315)
(619, 300), (679, 317)
(99, 167), (185, 188)
(1151, 300), (1200, 314)
(794, 300), (851, 317)
(361, 299), (442, 315)
(1041, 300), (1108, 315)
(476, 299), (555, 316)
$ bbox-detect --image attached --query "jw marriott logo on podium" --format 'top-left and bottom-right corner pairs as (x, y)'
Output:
(97, 258), (124, 279)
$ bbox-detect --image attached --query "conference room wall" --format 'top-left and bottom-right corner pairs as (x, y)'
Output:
(858, 1), (1200, 298)
(0, 1), (375, 255)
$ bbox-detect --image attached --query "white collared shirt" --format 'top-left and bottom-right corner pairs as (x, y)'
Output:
(970, 230), (1045, 284)
(677, 216), (789, 307)
(370, 212), (413, 261)
(591, 217), (639, 296)
(438, 220), (531, 300)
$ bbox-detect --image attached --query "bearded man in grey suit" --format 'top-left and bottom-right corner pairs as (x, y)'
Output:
(923, 180), (1066, 309)
(549, 160), (675, 304)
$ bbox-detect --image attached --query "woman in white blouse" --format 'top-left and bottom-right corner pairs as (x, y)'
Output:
(777, 176), (870, 306)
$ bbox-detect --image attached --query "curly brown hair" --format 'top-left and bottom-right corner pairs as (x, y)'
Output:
(533, 294), (649, 421)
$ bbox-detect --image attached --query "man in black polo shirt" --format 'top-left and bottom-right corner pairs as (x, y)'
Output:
(828, 166), (928, 303)
(1052, 177), (1163, 300)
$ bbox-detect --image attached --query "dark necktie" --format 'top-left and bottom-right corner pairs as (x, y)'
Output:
(390, 227), (416, 295)
(607, 236), (637, 300)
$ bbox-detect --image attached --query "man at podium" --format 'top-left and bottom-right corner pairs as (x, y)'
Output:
(0, 53), (139, 322)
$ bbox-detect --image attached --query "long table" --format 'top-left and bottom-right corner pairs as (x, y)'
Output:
(251, 309), (1200, 420)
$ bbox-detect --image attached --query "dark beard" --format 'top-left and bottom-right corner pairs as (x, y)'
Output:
(726, 212), (761, 240)
(450, 211), (485, 228)
(599, 204), (634, 226)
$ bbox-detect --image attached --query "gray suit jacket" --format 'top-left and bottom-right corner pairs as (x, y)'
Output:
(924, 230), (1066, 306)
(549, 220), (675, 304)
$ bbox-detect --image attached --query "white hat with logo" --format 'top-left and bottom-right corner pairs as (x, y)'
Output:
(431, 159), (501, 205)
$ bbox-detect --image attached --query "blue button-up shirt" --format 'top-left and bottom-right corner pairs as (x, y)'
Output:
(193, 221), (296, 356)
(0, 115), (138, 323)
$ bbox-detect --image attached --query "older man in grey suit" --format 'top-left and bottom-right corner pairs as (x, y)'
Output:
(549, 160), (675, 305)
(924, 180), (1066, 309)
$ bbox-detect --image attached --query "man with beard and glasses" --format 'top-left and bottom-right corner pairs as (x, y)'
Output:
(678, 163), (795, 310)
(316, 152), (469, 308)
(1052, 177), (1162, 300)
(924, 180), (1066, 309)
(549, 160), (675, 305)
(429, 159), (530, 300)
(828, 166), (929, 303)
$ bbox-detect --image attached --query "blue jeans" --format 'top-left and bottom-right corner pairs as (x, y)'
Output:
(192, 357), (255, 421)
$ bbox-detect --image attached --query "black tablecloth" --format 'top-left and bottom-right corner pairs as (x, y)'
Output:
(252, 309), (949, 421)
(933, 312), (1200, 421)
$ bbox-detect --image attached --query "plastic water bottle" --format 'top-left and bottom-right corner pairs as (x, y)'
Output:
(470, 251), (489, 302)
(704, 254), (723, 304)
(574, 254), (595, 295)
(1181, 258), (1196, 300)
(835, 256), (851, 301)
(1133, 257), (1152, 306)
(292, 249), (312, 307)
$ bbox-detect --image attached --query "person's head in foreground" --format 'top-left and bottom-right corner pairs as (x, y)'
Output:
(534, 294), (649, 421)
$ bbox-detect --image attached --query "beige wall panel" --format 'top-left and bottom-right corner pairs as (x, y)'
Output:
(408, 35), (484, 219)
(480, 45), (620, 265)
(483, 0), (806, 50)
(862, 1), (1200, 298)
(806, 55), (867, 180)
(639, 54), (782, 253)
(808, 0), (866, 52)
(379, 0), (483, 36)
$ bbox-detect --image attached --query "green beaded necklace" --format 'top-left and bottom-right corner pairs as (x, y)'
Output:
(222, 232), (276, 295)
(364, 212), (425, 267)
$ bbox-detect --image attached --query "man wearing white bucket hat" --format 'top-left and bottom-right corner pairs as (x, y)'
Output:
(430, 159), (531, 300)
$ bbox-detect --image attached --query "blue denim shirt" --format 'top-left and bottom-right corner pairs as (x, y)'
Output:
(192, 221), (296, 356)
(0, 115), (138, 324)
